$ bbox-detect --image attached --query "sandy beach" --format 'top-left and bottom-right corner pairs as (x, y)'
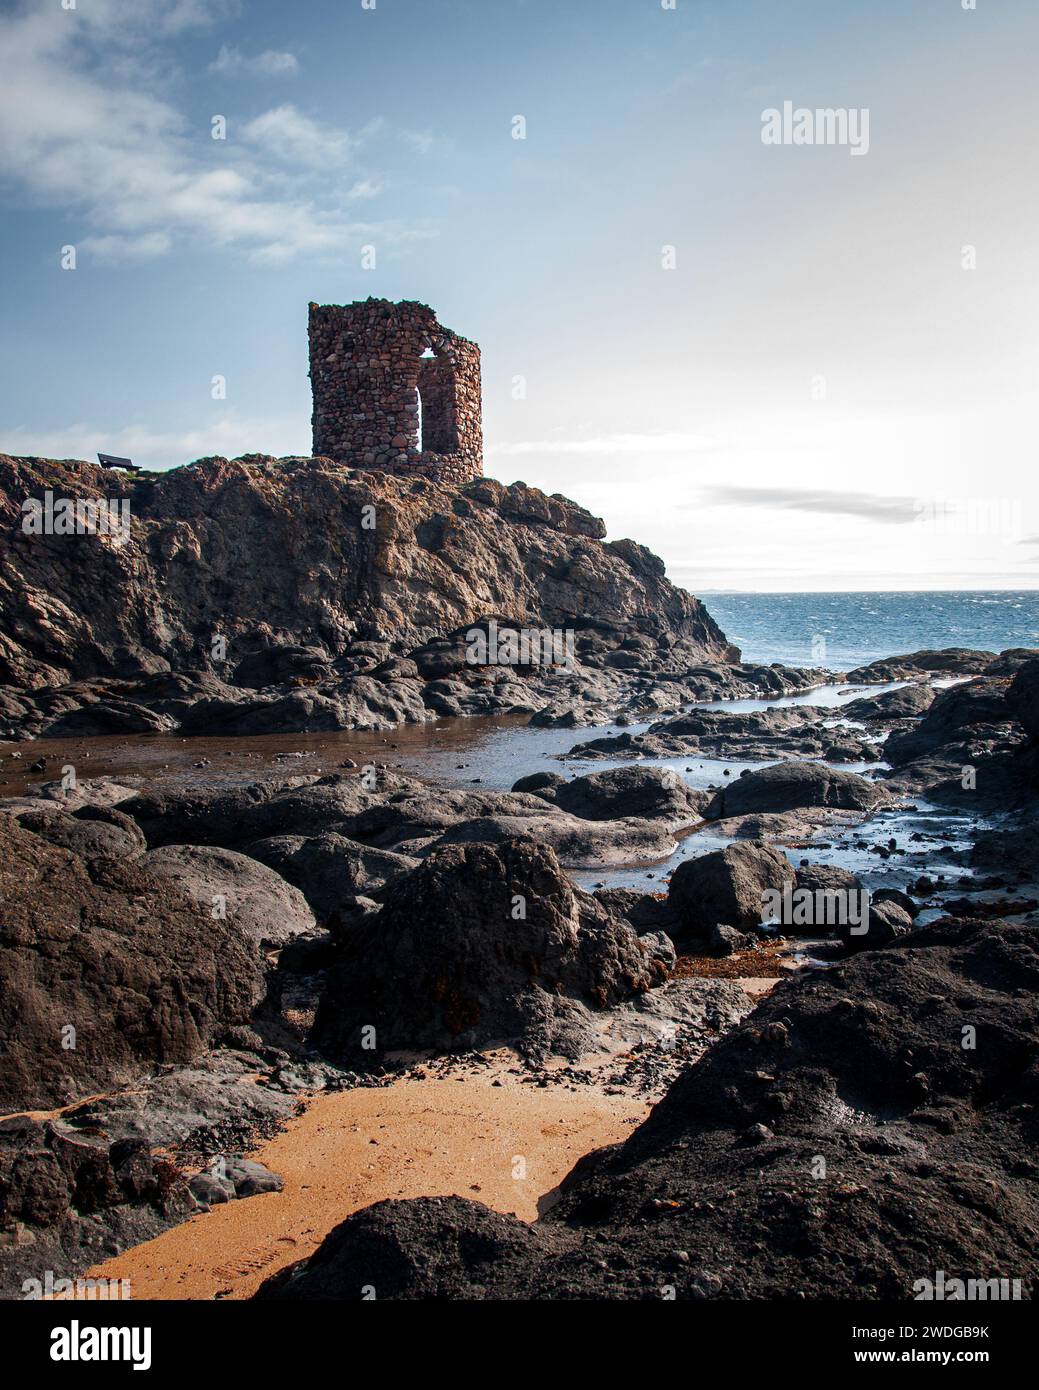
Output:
(85, 1069), (648, 1301)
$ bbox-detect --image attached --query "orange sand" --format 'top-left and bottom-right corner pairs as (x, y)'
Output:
(86, 1073), (647, 1300)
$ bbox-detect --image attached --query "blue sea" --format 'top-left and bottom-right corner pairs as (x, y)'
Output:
(700, 591), (1039, 670)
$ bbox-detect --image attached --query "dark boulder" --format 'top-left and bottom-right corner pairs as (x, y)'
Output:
(311, 837), (662, 1062)
(521, 765), (708, 824)
(256, 1196), (543, 1301)
(837, 898), (913, 952)
(794, 863), (862, 896)
(1008, 658), (1039, 741)
(705, 762), (884, 820)
(0, 820), (264, 1111)
(242, 833), (418, 920)
(667, 841), (794, 940)
(840, 683), (935, 721)
(872, 887), (920, 918)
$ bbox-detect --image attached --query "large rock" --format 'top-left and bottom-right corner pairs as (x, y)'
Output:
(137, 844), (316, 947)
(120, 780), (295, 848)
(667, 841), (794, 939)
(0, 820), (264, 1111)
(311, 837), (664, 1062)
(705, 762), (884, 819)
(256, 1196), (543, 1302)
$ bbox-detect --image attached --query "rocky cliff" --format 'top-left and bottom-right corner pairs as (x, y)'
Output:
(0, 453), (748, 738)
(0, 453), (728, 688)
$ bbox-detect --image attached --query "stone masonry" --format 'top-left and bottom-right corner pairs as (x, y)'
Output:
(308, 298), (482, 485)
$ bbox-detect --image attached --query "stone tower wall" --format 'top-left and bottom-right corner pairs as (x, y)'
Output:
(308, 298), (482, 485)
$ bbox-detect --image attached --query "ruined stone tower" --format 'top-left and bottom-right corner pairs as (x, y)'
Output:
(308, 298), (482, 484)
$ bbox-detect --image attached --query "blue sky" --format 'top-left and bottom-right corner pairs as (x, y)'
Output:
(1, 0), (1037, 590)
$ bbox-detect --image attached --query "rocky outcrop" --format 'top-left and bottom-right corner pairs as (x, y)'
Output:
(0, 818), (264, 1111)
(259, 919), (1039, 1300)
(885, 678), (1020, 765)
(117, 770), (696, 872)
(845, 649), (996, 682)
(0, 455), (729, 722)
(311, 837), (665, 1062)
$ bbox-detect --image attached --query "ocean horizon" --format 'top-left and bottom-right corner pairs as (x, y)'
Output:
(699, 589), (1039, 670)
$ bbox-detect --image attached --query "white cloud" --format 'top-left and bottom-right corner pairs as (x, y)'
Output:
(345, 178), (386, 201)
(0, 0), (426, 264)
(209, 44), (299, 77)
(159, 0), (239, 36)
(241, 104), (354, 168)
(80, 232), (174, 262)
